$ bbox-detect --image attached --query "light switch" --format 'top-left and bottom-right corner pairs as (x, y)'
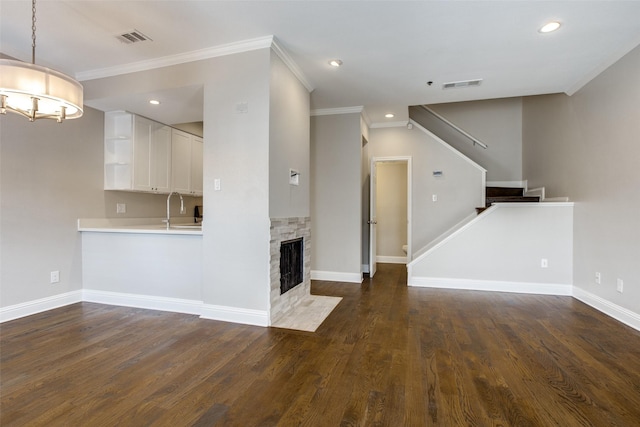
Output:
(214, 179), (221, 191)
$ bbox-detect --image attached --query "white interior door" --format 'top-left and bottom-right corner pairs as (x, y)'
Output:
(369, 161), (377, 277)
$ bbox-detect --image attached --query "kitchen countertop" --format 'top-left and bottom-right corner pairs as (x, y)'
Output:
(77, 218), (203, 235)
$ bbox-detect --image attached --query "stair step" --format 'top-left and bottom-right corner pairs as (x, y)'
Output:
(486, 196), (540, 207)
(486, 187), (525, 197)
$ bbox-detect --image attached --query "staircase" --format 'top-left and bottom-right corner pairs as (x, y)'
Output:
(476, 186), (540, 214)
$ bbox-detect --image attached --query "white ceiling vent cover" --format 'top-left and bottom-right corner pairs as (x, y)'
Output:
(116, 30), (152, 44)
(443, 79), (483, 89)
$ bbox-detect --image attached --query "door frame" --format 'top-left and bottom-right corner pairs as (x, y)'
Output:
(369, 156), (412, 277)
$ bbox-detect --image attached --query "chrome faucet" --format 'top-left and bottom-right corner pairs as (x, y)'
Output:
(164, 191), (185, 229)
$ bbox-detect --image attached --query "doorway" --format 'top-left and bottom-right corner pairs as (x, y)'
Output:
(368, 157), (411, 277)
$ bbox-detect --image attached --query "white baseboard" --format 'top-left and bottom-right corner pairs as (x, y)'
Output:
(0, 290), (83, 323)
(311, 270), (363, 283)
(573, 287), (640, 332)
(408, 277), (572, 296)
(376, 256), (407, 264)
(200, 304), (269, 327)
(82, 289), (202, 316)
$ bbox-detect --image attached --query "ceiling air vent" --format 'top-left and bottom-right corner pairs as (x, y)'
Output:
(443, 79), (483, 89)
(116, 30), (152, 44)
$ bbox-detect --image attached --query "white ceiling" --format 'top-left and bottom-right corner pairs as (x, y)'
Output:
(2, 1), (640, 125)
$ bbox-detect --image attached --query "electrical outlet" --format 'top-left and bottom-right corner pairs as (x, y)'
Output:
(116, 203), (126, 214)
(50, 271), (60, 284)
(541, 258), (548, 268)
(617, 279), (624, 293)
(595, 272), (601, 284)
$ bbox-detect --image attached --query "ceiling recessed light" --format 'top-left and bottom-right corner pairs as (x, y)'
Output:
(385, 113), (395, 118)
(149, 99), (161, 105)
(539, 21), (561, 33)
(329, 59), (343, 67)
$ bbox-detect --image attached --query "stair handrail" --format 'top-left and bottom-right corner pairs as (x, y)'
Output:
(419, 105), (488, 149)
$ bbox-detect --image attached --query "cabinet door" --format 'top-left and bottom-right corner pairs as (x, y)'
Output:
(190, 136), (203, 196)
(151, 124), (172, 193)
(132, 115), (153, 192)
(171, 129), (192, 193)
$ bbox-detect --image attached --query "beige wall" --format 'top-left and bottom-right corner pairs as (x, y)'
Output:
(523, 45), (640, 316)
(376, 162), (407, 257)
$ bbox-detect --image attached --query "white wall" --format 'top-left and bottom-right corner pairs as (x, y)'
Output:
(369, 125), (484, 254)
(375, 162), (407, 258)
(523, 45), (640, 319)
(311, 113), (362, 281)
(410, 203), (574, 294)
(269, 52), (310, 218)
(412, 97), (523, 182)
(0, 107), (105, 307)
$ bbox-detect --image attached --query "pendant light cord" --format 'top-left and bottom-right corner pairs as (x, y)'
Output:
(31, 0), (37, 64)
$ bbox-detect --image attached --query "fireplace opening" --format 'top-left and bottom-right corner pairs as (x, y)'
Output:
(280, 237), (303, 295)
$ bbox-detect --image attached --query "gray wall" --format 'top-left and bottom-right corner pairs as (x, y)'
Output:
(522, 45), (640, 316)
(269, 52), (311, 218)
(369, 125), (484, 254)
(361, 135), (370, 269)
(1, 107), (105, 306)
(376, 161), (408, 257)
(311, 113), (362, 277)
(202, 50), (272, 312)
(417, 97), (523, 182)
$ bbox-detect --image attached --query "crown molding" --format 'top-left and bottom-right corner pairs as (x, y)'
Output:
(77, 35), (276, 81)
(270, 37), (314, 92)
(370, 120), (409, 129)
(310, 106), (364, 116)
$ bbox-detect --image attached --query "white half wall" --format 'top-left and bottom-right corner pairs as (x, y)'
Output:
(409, 203), (574, 291)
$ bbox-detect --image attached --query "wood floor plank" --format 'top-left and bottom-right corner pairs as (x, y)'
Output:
(2, 264), (640, 426)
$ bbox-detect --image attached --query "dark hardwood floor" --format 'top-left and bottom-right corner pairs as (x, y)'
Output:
(2, 264), (640, 426)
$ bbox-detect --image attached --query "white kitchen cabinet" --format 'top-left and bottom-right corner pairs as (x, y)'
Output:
(105, 111), (202, 196)
(190, 136), (203, 196)
(171, 128), (192, 194)
(171, 129), (203, 196)
(105, 111), (171, 193)
(132, 117), (171, 193)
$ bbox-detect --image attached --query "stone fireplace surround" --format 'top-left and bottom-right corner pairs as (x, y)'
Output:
(269, 217), (311, 325)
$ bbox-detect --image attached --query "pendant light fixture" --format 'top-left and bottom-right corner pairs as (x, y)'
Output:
(0, 0), (83, 122)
